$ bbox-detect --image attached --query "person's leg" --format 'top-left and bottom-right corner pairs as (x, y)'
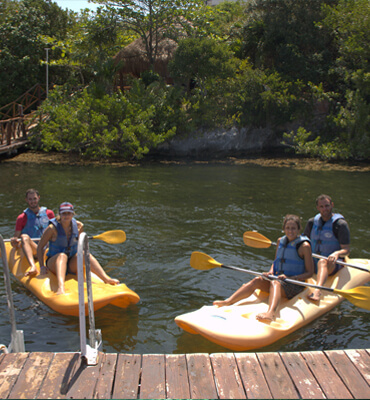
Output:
(256, 280), (284, 321)
(308, 259), (336, 301)
(213, 277), (270, 307)
(68, 253), (119, 285)
(47, 253), (68, 295)
(89, 254), (119, 284)
(22, 234), (38, 277)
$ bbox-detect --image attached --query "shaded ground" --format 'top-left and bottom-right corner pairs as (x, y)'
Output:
(1, 150), (370, 172)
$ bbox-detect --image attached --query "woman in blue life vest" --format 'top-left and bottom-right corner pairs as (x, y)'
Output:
(213, 214), (314, 322)
(37, 202), (119, 295)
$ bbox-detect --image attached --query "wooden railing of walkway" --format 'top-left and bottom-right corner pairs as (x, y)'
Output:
(0, 84), (46, 147)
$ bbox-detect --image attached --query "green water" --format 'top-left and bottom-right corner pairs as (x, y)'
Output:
(0, 161), (369, 353)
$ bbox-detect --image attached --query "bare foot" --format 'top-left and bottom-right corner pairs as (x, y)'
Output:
(256, 312), (275, 322)
(307, 289), (321, 302)
(56, 287), (66, 295)
(25, 266), (38, 277)
(105, 277), (119, 285)
(213, 299), (231, 307)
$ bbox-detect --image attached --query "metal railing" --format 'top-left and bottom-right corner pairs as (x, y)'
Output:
(0, 235), (25, 353)
(0, 233), (102, 364)
(77, 232), (102, 365)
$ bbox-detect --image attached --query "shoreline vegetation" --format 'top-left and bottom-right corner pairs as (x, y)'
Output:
(2, 1), (369, 164)
(3, 150), (370, 172)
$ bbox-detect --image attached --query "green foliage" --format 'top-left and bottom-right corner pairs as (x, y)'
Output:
(169, 37), (238, 93)
(0, 0), (74, 107)
(33, 82), (181, 160)
(240, 0), (337, 85)
(283, 127), (351, 160)
(1, 0), (369, 161)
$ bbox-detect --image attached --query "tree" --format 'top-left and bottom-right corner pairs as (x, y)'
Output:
(94, 0), (203, 71)
(169, 36), (238, 94)
(240, 0), (338, 86)
(0, 0), (74, 107)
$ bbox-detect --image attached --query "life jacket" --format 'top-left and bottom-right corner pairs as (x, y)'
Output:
(310, 213), (343, 256)
(273, 235), (310, 276)
(47, 218), (79, 258)
(21, 207), (50, 238)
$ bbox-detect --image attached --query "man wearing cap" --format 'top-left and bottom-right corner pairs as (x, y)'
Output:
(11, 189), (55, 277)
(37, 202), (119, 295)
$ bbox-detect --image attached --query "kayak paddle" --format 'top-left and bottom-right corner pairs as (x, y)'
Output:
(190, 251), (370, 310)
(4, 230), (126, 245)
(243, 231), (370, 273)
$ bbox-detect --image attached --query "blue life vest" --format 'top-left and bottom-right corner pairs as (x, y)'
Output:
(273, 235), (310, 276)
(21, 207), (50, 238)
(47, 218), (79, 258)
(310, 213), (343, 257)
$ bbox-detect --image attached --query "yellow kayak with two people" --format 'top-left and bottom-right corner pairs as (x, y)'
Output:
(175, 256), (370, 351)
(2, 242), (140, 316)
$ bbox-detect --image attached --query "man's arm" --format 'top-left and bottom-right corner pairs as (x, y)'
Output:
(333, 219), (350, 259)
(303, 218), (314, 238)
(11, 213), (27, 247)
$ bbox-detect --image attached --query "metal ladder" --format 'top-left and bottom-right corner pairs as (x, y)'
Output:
(0, 233), (102, 365)
(77, 232), (102, 365)
(0, 235), (25, 353)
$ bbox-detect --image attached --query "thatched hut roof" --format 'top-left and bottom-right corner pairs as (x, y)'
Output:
(114, 35), (179, 81)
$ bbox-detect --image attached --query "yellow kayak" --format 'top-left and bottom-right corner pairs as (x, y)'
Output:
(175, 258), (370, 351)
(2, 242), (140, 316)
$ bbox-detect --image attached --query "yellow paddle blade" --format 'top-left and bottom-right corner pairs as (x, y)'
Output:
(91, 230), (126, 244)
(243, 231), (273, 248)
(334, 286), (370, 311)
(190, 251), (222, 270)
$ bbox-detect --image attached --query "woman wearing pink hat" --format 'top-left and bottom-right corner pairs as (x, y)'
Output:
(37, 202), (119, 295)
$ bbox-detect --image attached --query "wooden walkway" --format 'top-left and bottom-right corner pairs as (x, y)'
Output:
(0, 140), (30, 156)
(0, 349), (369, 399)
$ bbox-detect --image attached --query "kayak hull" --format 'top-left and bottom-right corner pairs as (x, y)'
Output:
(175, 258), (370, 351)
(3, 242), (140, 316)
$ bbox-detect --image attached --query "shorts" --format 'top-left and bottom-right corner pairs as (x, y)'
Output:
(279, 280), (305, 299)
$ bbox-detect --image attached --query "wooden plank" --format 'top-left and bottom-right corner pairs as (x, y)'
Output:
(165, 354), (190, 399)
(0, 353), (29, 399)
(112, 353), (141, 399)
(257, 352), (299, 399)
(345, 349), (370, 384)
(280, 352), (325, 399)
(8, 352), (54, 399)
(210, 353), (246, 399)
(325, 350), (370, 399)
(93, 353), (118, 399)
(37, 352), (78, 399)
(140, 354), (166, 399)
(186, 353), (218, 399)
(65, 354), (103, 399)
(235, 353), (272, 399)
(302, 351), (353, 399)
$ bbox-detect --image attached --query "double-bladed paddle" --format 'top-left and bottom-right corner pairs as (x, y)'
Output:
(190, 251), (370, 310)
(243, 231), (370, 273)
(3, 230), (126, 244)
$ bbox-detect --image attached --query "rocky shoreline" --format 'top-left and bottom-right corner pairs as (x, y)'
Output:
(1, 150), (370, 172)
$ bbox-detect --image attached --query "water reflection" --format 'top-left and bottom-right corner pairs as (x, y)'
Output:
(0, 161), (369, 353)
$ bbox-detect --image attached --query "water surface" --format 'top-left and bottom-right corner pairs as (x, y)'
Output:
(0, 161), (369, 353)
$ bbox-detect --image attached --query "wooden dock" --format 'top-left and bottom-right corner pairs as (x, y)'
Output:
(0, 349), (369, 399)
(0, 140), (29, 156)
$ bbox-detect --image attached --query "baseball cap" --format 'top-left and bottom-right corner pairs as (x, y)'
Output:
(59, 202), (74, 214)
